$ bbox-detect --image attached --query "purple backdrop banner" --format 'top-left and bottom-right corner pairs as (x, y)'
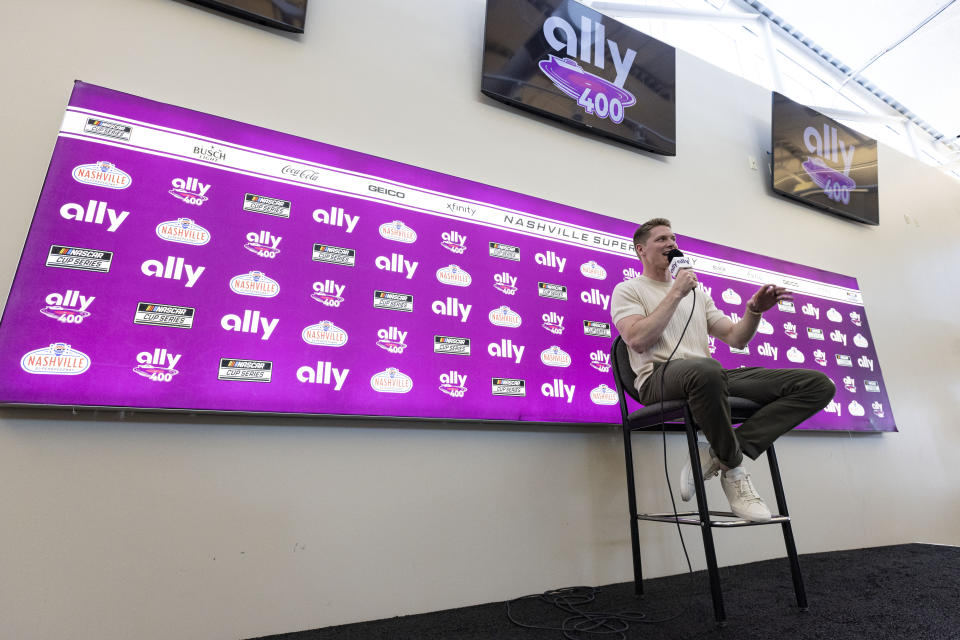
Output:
(0, 82), (894, 431)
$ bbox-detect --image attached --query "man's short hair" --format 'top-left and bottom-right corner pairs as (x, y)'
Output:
(633, 218), (672, 246)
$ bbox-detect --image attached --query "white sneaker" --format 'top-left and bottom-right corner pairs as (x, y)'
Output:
(680, 442), (722, 502)
(721, 467), (772, 522)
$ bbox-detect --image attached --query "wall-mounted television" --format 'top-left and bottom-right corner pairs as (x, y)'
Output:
(771, 92), (879, 225)
(481, 0), (676, 156)
(186, 0), (308, 33)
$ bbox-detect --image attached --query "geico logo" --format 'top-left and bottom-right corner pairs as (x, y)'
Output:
(580, 288), (610, 310)
(543, 14), (637, 86)
(136, 348), (182, 369)
(140, 256), (205, 287)
(312, 206), (358, 233)
(432, 297), (471, 322)
(44, 290), (95, 313)
(296, 361), (349, 390)
(541, 378), (575, 403)
(220, 310), (278, 340)
(60, 200), (130, 232)
(535, 251), (566, 272)
(375, 253), (418, 279)
(488, 339), (524, 363)
(368, 184), (405, 198)
(757, 342), (778, 360)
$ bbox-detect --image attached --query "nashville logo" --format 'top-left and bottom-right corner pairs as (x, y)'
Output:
(590, 350), (612, 373)
(376, 326), (408, 354)
(41, 289), (94, 324)
(489, 305), (522, 328)
(244, 193), (291, 218)
(133, 348), (181, 382)
(134, 302), (195, 329)
(494, 272), (518, 295)
(156, 218), (211, 246)
(311, 280), (345, 307)
(72, 161), (131, 189)
(590, 384), (619, 406)
(46, 245), (113, 273)
(230, 271), (280, 298)
(244, 230), (281, 258)
(20, 342), (90, 375)
(540, 345), (572, 368)
(436, 264), (472, 287)
(542, 312), (565, 335)
(439, 371), (468, 398)
(84, 118), (131, 140)
(379, 220), (417, 243)
(169, 177), (210, 206)
(848, 400), (866, 417)
(302, 320), (349, 347)
(579, 260), (607, 280)
(370, 367), (414, 393)
(218, 358), (272, 382)
(441, 231), (467, 254)
(489, 241), (520, 261)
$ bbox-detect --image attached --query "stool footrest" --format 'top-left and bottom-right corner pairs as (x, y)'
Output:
(636, 510), (791, 527)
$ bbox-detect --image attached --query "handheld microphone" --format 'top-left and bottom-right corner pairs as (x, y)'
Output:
(666, 248), (693, 279)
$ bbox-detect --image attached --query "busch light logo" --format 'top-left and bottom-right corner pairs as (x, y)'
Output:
(379, 220), (417, 243)
(370, 367), (413, 393)
(436, 264), (472, 287)
(441, 230), (467, 254)
(311, 280), (345, 307)
(169, 177), (210, 205)
(540, 345), (572, 368)
(579, 260), (607, 280)
(302, 320), (348, 347)
(41, 289), (94, 324)
(72, 161), (131, 189)
(439, 371), (468, 398)
(376, 327), (408, 354)
(542, 312), (564, 335)
(489, 305), (522, 328)
(589, 350), (611, 373)
(244, 230), (281, 258)
(133, 348), (181, 382)
(21, 342), (90, 375)
(230, 271), (280, 298)
(589, 384), (619, 406)
(156, 218), (211, 246)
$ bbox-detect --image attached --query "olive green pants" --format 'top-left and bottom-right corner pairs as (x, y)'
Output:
(639, 357), (836, 468)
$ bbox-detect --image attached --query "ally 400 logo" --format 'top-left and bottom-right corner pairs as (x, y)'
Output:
(133, 348), (181, 382)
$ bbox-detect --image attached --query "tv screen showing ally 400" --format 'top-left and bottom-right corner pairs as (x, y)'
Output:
(0, 82), (894, 431)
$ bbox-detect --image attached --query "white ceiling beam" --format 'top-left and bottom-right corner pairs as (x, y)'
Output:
(587, 2), (760, 23)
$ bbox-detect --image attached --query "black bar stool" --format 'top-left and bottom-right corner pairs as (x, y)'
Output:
(610, 336), (807, 625)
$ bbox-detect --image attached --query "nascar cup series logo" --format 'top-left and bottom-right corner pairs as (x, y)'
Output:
(436, 264), (472, 287)
(156, 218), (211, 246)
(133, 348), (180, 382)
(439, 371), (468, 397)
(376, 327), (408, 354)
(302, 320), (348, 347)
(370, 367), (413, 393)
(21, 342), (90, 375)
(379, 220), (417, 243)
(589, 384), (619, 406)
(230, 271), (280, 298)
(540, 345), (572, 368)
(441, 230), (467, 254)
(778, 300), (796, 313)
(72, 161), (131, 189)
(169, 177), (210, 206)
(579, 260), (607, 280)
(489, 305), (522, 328)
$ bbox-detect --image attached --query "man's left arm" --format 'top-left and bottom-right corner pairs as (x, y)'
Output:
(709, 284), (792, 349)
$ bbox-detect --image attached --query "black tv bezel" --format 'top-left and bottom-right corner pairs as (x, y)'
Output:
(186, 0), (308, 33)
(770, 91), (879, 226)
(480, 0), (677, 157)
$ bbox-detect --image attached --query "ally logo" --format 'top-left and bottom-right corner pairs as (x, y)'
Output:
(589, 350), (611, 373)
(312, 280), (345, 307)
(379, 220), (417, 243)
(441, 230), (467, 254)
(439, 371), (468, 398)
(72, 161), (131, 189)
(169, 177), (210, 206)
(133, 348), (181, 382)
(41, 289), (94, 324)
(156, 218), (211, 246)
(370, 367), (413, 393)
(302, 320), (348, 347)
(376, 327), (408, 354)
(21, 342), (90, 375)
(801, 124), (858, 205)
(538, 14), (637, 124)
(244, 231), (281, 258)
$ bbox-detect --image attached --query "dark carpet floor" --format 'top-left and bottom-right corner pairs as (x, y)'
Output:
(251, 543), (960, 640)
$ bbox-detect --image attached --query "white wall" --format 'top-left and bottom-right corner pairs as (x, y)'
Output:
(1, 1), (958, 638)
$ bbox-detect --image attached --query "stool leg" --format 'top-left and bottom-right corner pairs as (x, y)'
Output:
(685, 413), (726, 625)
(623, 427), (644, 596)
(766, 445), (808, 610)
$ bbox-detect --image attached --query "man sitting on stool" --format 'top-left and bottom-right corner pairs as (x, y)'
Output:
(611, 218), (835, 522)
